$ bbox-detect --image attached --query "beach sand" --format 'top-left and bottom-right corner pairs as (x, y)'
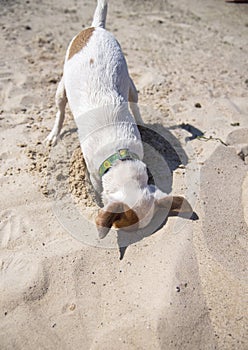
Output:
(0, 0), (247, 349)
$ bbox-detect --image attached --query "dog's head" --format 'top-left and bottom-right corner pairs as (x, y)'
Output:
(95, 160), (193, 239)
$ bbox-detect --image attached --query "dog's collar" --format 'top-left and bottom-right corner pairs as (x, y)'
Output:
(99, 149), (140, 177)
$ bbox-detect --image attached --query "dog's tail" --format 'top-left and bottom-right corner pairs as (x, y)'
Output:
(91, 0), (108, 28)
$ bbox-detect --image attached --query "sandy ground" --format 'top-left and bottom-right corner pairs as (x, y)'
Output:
(0, 0), (248, 349)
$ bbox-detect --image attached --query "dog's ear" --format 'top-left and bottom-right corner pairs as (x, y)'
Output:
(113, 204), (139, 231)
(95, 202), (139, 239)
(95, 202), (123, 239)
(155, 194), (193, 217)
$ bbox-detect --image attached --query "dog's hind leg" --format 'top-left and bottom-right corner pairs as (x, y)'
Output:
(46, 76), (67, 145)
(128, 78), (144, 125)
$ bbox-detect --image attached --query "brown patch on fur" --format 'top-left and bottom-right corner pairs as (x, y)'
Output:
(113, 204), (139, 230)
(68, 27), (95, 60)
(96, 203), (139, 231)
(157, 196), (192, 215)
(96, 203), (121, 230)
(89, 58), (94, 65)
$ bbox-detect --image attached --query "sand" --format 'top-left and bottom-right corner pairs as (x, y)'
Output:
(0, 0), (248, 349)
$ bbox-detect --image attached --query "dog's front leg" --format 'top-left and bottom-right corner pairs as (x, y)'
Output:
(46, 76), (67, 145)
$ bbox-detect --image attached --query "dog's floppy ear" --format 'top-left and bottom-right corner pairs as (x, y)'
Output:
(156, 194), (193, 217)
(95, 202), (123, 239)
(95, 202), (139, 239)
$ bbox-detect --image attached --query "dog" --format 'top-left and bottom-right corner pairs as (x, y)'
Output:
(46, 0), (193, 239)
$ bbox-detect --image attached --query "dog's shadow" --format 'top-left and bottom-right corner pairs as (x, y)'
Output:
(138, 123), (188, 193)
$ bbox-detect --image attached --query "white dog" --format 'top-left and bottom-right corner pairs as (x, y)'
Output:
(47, 0), (192, 238)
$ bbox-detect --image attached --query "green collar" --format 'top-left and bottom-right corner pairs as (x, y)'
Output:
(99, 149), (140, 177)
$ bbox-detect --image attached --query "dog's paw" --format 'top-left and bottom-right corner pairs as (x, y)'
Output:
(44, 132), (60, 146)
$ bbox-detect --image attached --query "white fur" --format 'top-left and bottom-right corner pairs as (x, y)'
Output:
(46, 0), (192, 235)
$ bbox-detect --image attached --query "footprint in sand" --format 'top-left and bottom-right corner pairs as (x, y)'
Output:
(0, 252), (49, 309)
(0, 209), (27, 248)
(201, 128), (248, 279)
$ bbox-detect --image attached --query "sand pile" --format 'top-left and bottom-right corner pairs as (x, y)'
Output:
(68, 146), (96, 207)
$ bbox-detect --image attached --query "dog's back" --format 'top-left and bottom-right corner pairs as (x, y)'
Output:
(64, 0), (130, 119)
(63, 0), (142, 184)
(64, 28), (131, 119)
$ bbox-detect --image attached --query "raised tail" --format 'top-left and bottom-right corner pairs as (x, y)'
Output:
(91, 0), (108, 28)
